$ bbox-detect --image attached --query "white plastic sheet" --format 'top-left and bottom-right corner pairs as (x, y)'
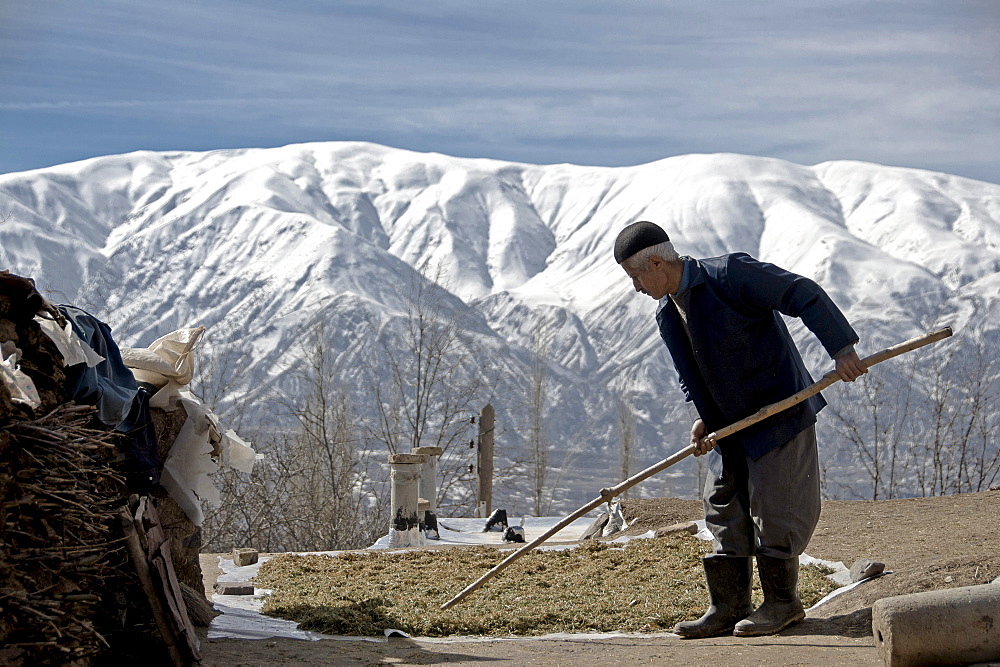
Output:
(34, 316), (105, 368)
(206, 514), (862, 643)
(158, 391), (257, 525)
(0, 352), (41, 409)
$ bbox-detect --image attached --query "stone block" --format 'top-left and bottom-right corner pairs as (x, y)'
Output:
(580, 513), (609, 541)
(232, 548), (259, 566)
(214, 581), (254, 596)
(655, 521), (699, 538)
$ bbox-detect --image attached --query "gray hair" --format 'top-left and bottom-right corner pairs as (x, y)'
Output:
(622, 240), (680, 271)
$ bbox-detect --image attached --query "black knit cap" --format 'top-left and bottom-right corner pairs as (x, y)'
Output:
(613, 221), (670, 264)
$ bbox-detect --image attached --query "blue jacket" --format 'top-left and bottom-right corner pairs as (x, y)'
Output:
(656, 253), (858, 459)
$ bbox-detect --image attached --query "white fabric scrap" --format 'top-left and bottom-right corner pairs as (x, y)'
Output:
(160, 395), (220, 525)
(148, 380), (186, 409)
(158, 389), (256, 525)
(119, 326), (255, 524)
(34, 316), (104, 367)
(221, 429), (256, 474)
(0, 353), (41, 409)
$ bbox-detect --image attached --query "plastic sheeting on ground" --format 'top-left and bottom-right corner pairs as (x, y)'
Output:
(208, 512), (862, 642)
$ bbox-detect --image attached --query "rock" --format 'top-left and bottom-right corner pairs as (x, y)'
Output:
(580, 512), (609, 541)
(232, 548), (259, 567)
(423, 509), (440, 540)
(214, 581), (254, 595)
(654, 521), (698, 538)
(992, 575), (1000, 585)
(850, 558), (886, 582)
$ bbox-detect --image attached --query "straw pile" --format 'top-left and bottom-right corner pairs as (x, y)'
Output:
(0, 272), (141, 664)
(256, 537), (838, 637)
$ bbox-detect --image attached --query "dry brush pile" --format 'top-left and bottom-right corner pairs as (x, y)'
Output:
(0, 405), (135, 663)
(0, 272), (164, 665)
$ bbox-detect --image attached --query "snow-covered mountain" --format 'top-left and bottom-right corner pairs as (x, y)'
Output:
(2, 142), (998, 509)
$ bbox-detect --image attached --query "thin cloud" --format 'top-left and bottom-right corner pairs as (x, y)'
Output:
(0, 0), (997, 183)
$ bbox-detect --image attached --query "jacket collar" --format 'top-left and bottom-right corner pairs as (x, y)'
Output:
(657, 257), (703, 313)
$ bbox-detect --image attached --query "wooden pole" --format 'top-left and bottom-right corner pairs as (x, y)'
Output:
(477, 403), (495, 518)
(119, 508), (185, 667)
(441, 327), (952, 610)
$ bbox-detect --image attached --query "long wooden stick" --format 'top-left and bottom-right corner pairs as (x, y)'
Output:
(441, 326), (953, 610)
(119, 508), (185, 667)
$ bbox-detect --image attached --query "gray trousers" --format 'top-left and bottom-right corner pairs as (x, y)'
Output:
(703, 425), (820, 559)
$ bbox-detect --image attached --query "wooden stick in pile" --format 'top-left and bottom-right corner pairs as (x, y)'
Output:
(119, 508), (185, 667)
(441, 327), (953, 610)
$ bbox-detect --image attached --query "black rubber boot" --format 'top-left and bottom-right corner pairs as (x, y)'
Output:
(733, 554), (805, 636)
(673, 555), (753, 639)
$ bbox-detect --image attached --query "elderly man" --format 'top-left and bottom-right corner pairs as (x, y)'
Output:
(614, 221), (866, 638)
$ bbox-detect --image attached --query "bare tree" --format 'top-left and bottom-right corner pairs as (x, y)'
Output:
(278, 321), (385, 548)
(359, 265), (496, 516)
(201, 321), (388, 552)
(191, 326), (255, 431)
(826, 360), (913, 500)
(527, 333), (550, 515)
(958, 327), (1000, 491)
(617, 384), (636, 499)
(824, 323), (999, 500)
(912, 324), (1000, 495)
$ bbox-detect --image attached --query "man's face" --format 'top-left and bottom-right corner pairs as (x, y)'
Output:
(623, 256), (669, 300)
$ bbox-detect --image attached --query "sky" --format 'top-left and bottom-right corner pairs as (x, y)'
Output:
(1, 0), (999, 184)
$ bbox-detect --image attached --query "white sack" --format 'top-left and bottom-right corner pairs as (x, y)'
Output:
(121, 326), (206, 387)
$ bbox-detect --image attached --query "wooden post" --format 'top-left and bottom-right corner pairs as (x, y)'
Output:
(388, 453), (428, 547)
(477, 403), (494, 519)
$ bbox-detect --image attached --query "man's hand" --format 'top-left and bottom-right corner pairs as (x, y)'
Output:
(836, 350), (868, 382)
(690, 419), (716, 456)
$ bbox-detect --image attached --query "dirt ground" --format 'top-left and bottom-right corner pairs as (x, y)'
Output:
(197, 489), (1000, 666)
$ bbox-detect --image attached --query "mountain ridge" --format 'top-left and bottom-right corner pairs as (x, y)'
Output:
(2, 141), (998, 509)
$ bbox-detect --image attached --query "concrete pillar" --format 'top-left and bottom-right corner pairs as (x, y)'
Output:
(413, 446), (442, 540)
(871, 583), (1000, 666)
(387, 453), (428, 548)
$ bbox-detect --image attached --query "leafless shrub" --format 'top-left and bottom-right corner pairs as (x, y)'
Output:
(824, 323), (999, 499)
